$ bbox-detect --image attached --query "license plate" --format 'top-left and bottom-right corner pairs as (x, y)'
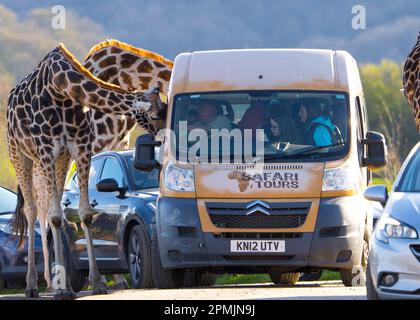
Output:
(230, 240), (285, 253)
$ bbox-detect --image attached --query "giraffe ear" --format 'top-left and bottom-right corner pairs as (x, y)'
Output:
(144, 86), (160, 96)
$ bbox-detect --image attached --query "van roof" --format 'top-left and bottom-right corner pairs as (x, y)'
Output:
(169, 49), (362, 95)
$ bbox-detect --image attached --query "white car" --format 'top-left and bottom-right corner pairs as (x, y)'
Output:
(364, 142), (420, 299)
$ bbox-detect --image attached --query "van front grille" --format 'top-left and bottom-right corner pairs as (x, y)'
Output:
(206, 201), (310, 229)
(214, 232), (303, 239)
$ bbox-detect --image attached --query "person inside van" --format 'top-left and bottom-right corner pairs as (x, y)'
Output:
(188, 101), (232, 132)
(264, 110), (297, 150)
(296, 100), (342, 147)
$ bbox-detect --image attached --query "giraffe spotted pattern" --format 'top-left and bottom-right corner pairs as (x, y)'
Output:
(403, 32), (420, 133)
(6, 43), (166, 299)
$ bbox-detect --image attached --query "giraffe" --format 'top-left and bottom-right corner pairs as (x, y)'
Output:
(6, 43), (166, 299)
(34, 40), (173, 290)
(403, 31), (420, 132)
(85, 39), (173, 152)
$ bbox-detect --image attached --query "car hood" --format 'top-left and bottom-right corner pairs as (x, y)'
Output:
(386, 192), (420, 228)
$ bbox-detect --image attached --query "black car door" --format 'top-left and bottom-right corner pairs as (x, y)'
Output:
(62, 158), (104, 262)
(90, 156), (125, 260)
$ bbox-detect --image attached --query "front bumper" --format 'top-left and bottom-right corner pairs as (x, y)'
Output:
(369, 237), (420, 299)
(156, 196), (366, 271)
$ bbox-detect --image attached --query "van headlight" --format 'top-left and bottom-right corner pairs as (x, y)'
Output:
(164, 161), (195, 192)
(376, 214), (418, 244)
(322, 163), (354, 191)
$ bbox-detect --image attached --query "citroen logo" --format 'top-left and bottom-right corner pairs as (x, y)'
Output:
(245, 200), (271, 215)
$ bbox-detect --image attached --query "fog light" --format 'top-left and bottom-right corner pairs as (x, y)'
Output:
(380, 273), (398, 287)
(336, 250), (352, 262)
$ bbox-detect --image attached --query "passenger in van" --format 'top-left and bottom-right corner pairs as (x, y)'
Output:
(264, 111), (297, 149)
(296, 101), (341, 147)
(189, 101), (232, 132)
(237, 101), (265, 133)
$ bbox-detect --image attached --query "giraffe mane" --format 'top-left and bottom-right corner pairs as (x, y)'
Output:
(57, 43), (129, 94)
(85, 39), (174, 69)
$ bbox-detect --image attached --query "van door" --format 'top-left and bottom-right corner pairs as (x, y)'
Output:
(355, 96), (369, 188)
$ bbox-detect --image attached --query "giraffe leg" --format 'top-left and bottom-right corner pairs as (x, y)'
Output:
(39, 154), (75, 300)
(33, 164), (52, 291)
(111, 274), (129, 290)
(71, 149), (108, 295)
(9, 150), (38, 298)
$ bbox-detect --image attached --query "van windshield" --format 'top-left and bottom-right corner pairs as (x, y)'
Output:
(171, 91), (349, 163)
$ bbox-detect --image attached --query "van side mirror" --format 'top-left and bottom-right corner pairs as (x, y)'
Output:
(364, 185), (388, 207)
(134, 134), (161, 172)
(362, 131), (388, 170)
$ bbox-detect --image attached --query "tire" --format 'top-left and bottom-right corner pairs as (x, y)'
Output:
(49, 235), (86, 292)
(299, 271), (323, 282)
(270, 272), (300, 285)
(340, 231), (369, 287)
(196, 271), (217, 287)
(127, 225), (154, 289)
(366, 260), (381, 300)
(151, 231), (186, 289)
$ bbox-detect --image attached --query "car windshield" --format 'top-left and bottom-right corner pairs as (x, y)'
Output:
(397, 149), (420, 193)
(124, 155), (159, 190)
(0, 187), (17, 214)
(171, 90), (349, 163)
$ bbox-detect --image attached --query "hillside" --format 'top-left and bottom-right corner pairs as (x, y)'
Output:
(2, 0), (420, 62)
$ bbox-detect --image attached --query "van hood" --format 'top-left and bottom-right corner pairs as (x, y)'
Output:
(194, 163), (325, 198)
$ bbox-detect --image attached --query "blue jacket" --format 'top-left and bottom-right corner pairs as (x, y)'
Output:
(306, 116), (335, 146)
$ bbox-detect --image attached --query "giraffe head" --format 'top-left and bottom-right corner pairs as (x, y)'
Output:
(132, 86), (168, 132)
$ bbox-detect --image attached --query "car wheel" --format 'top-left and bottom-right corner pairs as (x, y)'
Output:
(48, 235), (87, 292)
(151, 231), (186, 289)
(340, 231), (369, 287)
(366, 259), (381, 300)
(270, 272), (301, 285)
(299, 271), (323, 282)
(127, 224), (153, 289)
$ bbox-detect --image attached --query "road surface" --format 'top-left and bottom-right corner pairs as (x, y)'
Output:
(0, 281), (366, 300)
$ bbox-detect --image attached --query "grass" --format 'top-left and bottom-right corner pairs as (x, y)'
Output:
(319, 271), (340, 281)
(216, 274), (271, 285)
(372, 177), (393, 190)
(215, 270), (341, 285)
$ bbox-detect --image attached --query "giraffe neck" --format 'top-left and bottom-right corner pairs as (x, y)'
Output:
(84, 39), (172, 93)
(52, 44), (145, 117)
(404, 36), (420, 103)
(83, 41), (173, 152)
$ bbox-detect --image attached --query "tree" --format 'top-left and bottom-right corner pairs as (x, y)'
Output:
(360, 60), (418, 182)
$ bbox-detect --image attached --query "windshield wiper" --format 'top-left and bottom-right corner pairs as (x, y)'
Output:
(261, 142), (347, 161)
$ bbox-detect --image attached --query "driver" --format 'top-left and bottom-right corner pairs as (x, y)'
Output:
(189, 101), (232, 131)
